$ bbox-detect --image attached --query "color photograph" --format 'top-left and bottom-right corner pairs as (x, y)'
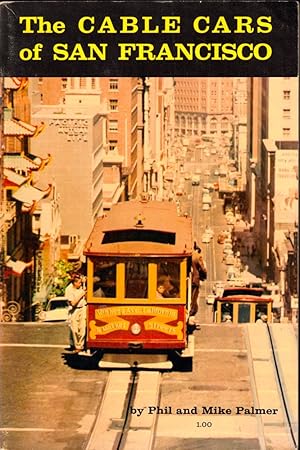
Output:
(0, 2), (298, 449)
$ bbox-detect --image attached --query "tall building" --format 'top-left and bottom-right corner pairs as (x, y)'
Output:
(30, 77), (145, 204)
(98, 77), (144, 200)
(247, 77), (298, 320)
(30, 78), (108, 253)
(143, 77), (175, 199)
(174, 77), (234, 137)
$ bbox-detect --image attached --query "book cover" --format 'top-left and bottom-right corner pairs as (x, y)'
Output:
(0, 1), (298, 449)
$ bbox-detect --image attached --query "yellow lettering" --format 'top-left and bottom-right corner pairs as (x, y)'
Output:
(193, 16), (210, 33)
(161, 16), (181, 33)
(53, 43), (69, 60)
(257, 16), (272, 33)
(211, 16), (231, 33)
(221, 43), (238, 60)
(97, 16), (118, 33)
(118, 43), (136, 60)
(194, 43), (211, 60)
(120, 16), (139, 33)
(78, 16), (95, 34)
(156, 43), (175, 60)
(253, 43), (272, 60)
(237, 43), (253, 60)
(141, 16), (159, 33)
(234, 16), (254, 33)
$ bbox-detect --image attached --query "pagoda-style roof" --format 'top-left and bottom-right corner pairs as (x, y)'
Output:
(12, 181), (52, 213)
(4, 109), (45, 137)
(4, 77), (28, 90)
(3, 168), (29, 188)
(3, 152), (51, 173)
(84, 200), (193, 257)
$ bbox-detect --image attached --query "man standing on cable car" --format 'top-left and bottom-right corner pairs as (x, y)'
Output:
(190, 242), (207, 321)
(65, 274), (87, 353)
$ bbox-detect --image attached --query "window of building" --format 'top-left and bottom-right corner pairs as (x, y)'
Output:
(38, 78), (43, 85)
(109, 140), (118, 151)
(109, 79), (119, 90)
(283, 90), (291, 100)
(108, 120), (118, 132)
(79, 78), (87, 88)
(61, 78), (67, 90)
(109, 99), (118, 111)
(283, 108), (291, 119)
(91, 78), (96, 89)
(283, 127), (291, 136)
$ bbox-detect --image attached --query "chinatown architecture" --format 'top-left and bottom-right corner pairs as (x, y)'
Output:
(1, 77), (53, 321)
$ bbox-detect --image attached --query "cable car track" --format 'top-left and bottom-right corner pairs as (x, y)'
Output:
(86, 370), (161, 450)
(247, 323), (298, 450)
(266, 324), (298, 449)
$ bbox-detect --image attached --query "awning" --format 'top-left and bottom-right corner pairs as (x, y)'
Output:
(6, 258), (33, 276)
(12, 182), (52, 208)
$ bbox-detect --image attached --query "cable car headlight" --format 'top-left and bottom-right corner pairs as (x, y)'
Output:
(131, 322), (142, 335)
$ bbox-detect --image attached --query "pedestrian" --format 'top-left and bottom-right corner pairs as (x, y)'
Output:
(190, 242), (207, 317)
(65, 273), (87, 354)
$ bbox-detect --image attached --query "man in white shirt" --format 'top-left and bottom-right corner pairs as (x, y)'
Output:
(65, 274), (87, 353)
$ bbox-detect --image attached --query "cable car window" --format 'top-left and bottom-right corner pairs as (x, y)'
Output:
(156, 262), (180, 298)
(238, 303), (251, 323)
(255, 303), (268, 321)
(221, 302), (233, 322)
(125, 261), (148, 298)
(93, 261), (116, 298)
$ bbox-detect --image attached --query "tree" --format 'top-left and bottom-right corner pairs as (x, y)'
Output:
(48, 260), (76, 298)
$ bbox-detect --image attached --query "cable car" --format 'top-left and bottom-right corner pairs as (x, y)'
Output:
(83, 199), (195, 370)
(214, 287), (273, 324)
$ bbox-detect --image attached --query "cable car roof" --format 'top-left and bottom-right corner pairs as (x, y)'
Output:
(84, 200), (193, 257)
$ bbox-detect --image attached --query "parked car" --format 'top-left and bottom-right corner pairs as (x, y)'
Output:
(202, 203), (210, 211)
(184, 172), (192, 180)
(202, 233), (211, 243)
(203, 182), (214, 191)
(192, 174), (200, 185)
(40, 297), (69, 322)
(202, 196), (212, 206)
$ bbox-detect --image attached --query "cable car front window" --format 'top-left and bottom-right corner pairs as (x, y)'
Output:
(221, 302), (233, 322)
(125, 261), (148, 298)
(156, 262), (180, 298)
(93, 261), (116, 298)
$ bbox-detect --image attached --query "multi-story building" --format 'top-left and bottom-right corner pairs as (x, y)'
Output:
(30, 77), (145, 204)
(1, 77), (52, 321)
(247, 77), (298, 320)
(143, 77), (175, 199)
(30, 78), (108, 255)
(174, 77), (234, 137)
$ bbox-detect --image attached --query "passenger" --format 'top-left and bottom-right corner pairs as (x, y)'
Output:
(65, 274), (87, 353)
(156, 276), (174, 298)
(256, 313), (267, 324)
(222, 314), (232, 323)
(93, 283), (105, 297)
(190, 243), (207, 316)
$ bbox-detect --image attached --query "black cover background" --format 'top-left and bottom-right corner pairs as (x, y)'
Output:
(0, 1), (298, 76)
